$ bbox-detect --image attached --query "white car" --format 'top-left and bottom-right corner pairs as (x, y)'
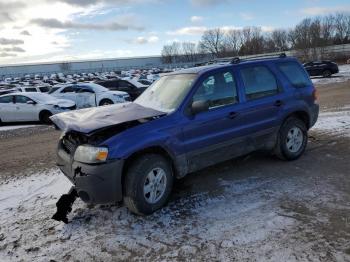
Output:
(48, 82), (130, 108)
(0, 92), (76, 124)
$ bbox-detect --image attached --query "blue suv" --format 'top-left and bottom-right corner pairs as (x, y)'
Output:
(52, 55), (319, 216)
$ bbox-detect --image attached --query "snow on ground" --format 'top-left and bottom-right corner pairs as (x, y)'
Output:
(0, 109), (349, 261)
(312, 109), (350, 137)
(0, 125), (39, 132)
(0, 169), (346, 262)
(311, 64), (350, 85)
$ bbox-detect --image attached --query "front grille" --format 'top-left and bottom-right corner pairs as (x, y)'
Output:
(61, 132), (87, 155)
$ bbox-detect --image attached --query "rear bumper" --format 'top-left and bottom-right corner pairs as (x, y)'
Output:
(309, 103), (319, 128)
(57, 146), (124, 204)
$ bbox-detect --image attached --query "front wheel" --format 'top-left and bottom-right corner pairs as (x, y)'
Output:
(322, 70), (332, 78)
(123, 154), (174, 215)
(274, 117), (308, 161)
(39, 111), (52, 125)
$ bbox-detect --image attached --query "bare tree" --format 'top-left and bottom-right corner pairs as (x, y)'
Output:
(161, 42), (181, 64)
(223, 29), (241, 56)
(182, 42), (198, 63)
(199, 28), (225, 57)
(271, 29), (289, 51)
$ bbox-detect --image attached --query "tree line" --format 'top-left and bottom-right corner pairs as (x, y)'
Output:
(161, 13), (350, 64)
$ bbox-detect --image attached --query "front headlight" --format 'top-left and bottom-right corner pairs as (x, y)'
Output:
(74, 145), (108, 164)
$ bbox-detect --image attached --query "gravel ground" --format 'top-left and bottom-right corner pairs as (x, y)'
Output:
(0, 80), (349, 261)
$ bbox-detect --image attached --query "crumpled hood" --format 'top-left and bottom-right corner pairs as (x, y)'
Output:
(50, 102), (165, 134)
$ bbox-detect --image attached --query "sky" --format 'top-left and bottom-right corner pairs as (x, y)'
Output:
(0, 0), (349, 65)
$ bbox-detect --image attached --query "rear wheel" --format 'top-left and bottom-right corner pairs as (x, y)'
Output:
(123, 154), (173, 215)
(39, 111), (52, 124)
(99, 99), (114, 106)
(322, 70), (332, 78)
(275, 117), (308, 161)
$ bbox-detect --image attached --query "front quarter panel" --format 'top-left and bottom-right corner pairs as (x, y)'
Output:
(102, 114), (185, 161)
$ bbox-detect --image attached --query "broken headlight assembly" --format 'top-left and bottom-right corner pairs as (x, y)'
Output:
(74, 145), (108, 164)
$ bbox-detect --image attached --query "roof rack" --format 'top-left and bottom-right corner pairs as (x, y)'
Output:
(230, 53), (287, 64)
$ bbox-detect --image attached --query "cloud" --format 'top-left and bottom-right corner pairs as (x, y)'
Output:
(54, 0), (158, 7)
(20, 30), (31, 36)
(0, 38), (24, 45)
(240, 12), (254, 21)
(30, 18), (144, 31)
(0, 12), (13, 23)
(190, 0), (228, 6)
(167, 26), (208, 36)
(0, 46), (26, 53)
(0, 52), (17, 57)
(261, 26), (274, 32)
(191, 16), (204, 23)
(301, 6), (350, 15)
(167, 25), (246, 36)
(131, 36), (159, 44)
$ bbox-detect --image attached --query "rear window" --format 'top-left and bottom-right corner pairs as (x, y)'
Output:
(278, 62), (312, 88)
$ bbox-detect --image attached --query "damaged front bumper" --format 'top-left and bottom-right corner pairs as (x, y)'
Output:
(57, 144), (124, 205)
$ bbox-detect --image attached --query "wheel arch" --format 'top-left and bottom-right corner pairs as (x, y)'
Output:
(282, 110), (310, 129)
(121, 145), (186, 187)
(39, 109), (52, 121)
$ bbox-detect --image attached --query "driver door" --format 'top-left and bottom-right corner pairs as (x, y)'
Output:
(181, 69), (247, 172)
(14, 95), (39, 121)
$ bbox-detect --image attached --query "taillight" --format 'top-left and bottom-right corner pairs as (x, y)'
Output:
(312, 88), (318, 102)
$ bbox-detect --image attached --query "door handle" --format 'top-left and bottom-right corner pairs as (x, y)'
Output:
(274, 100), (283, 107)
(227, 112), (239, 119)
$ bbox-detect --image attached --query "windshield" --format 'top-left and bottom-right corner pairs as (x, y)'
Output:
(135, 74), (196, 112)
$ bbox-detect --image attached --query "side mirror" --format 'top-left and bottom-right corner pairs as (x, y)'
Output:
(26, 100), (36, 105)
(191, 100), (209, 115)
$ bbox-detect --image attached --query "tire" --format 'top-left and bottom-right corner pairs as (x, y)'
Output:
(322, 70), (332, 78)
(99, 99), (114, 106)
(39, 111), (52, 125)
(123, 154), (174, 215)
(274, 117), (308, 161)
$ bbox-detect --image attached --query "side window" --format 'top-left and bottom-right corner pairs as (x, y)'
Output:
(15, 95), (31, 103)
(240, 66), (279, 100)
(0, 96), (13, 103)
(61, 86), (76, 93)
(278, 62), (312, 88)
(119, 81), (134, 89)
(39, 86), (49, 92)
(25, 88), (37, 92)
(77, 86), (94, 93)
(193, 71), (238, 109)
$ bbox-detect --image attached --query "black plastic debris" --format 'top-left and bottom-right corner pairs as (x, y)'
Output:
(52, 187), (78, 224)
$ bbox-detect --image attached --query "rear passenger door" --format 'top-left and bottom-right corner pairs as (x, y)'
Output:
(237, 64), (284, 150)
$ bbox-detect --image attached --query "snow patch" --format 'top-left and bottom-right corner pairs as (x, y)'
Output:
(312, 109), (350, 137)
(0, 125), (40, 132)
